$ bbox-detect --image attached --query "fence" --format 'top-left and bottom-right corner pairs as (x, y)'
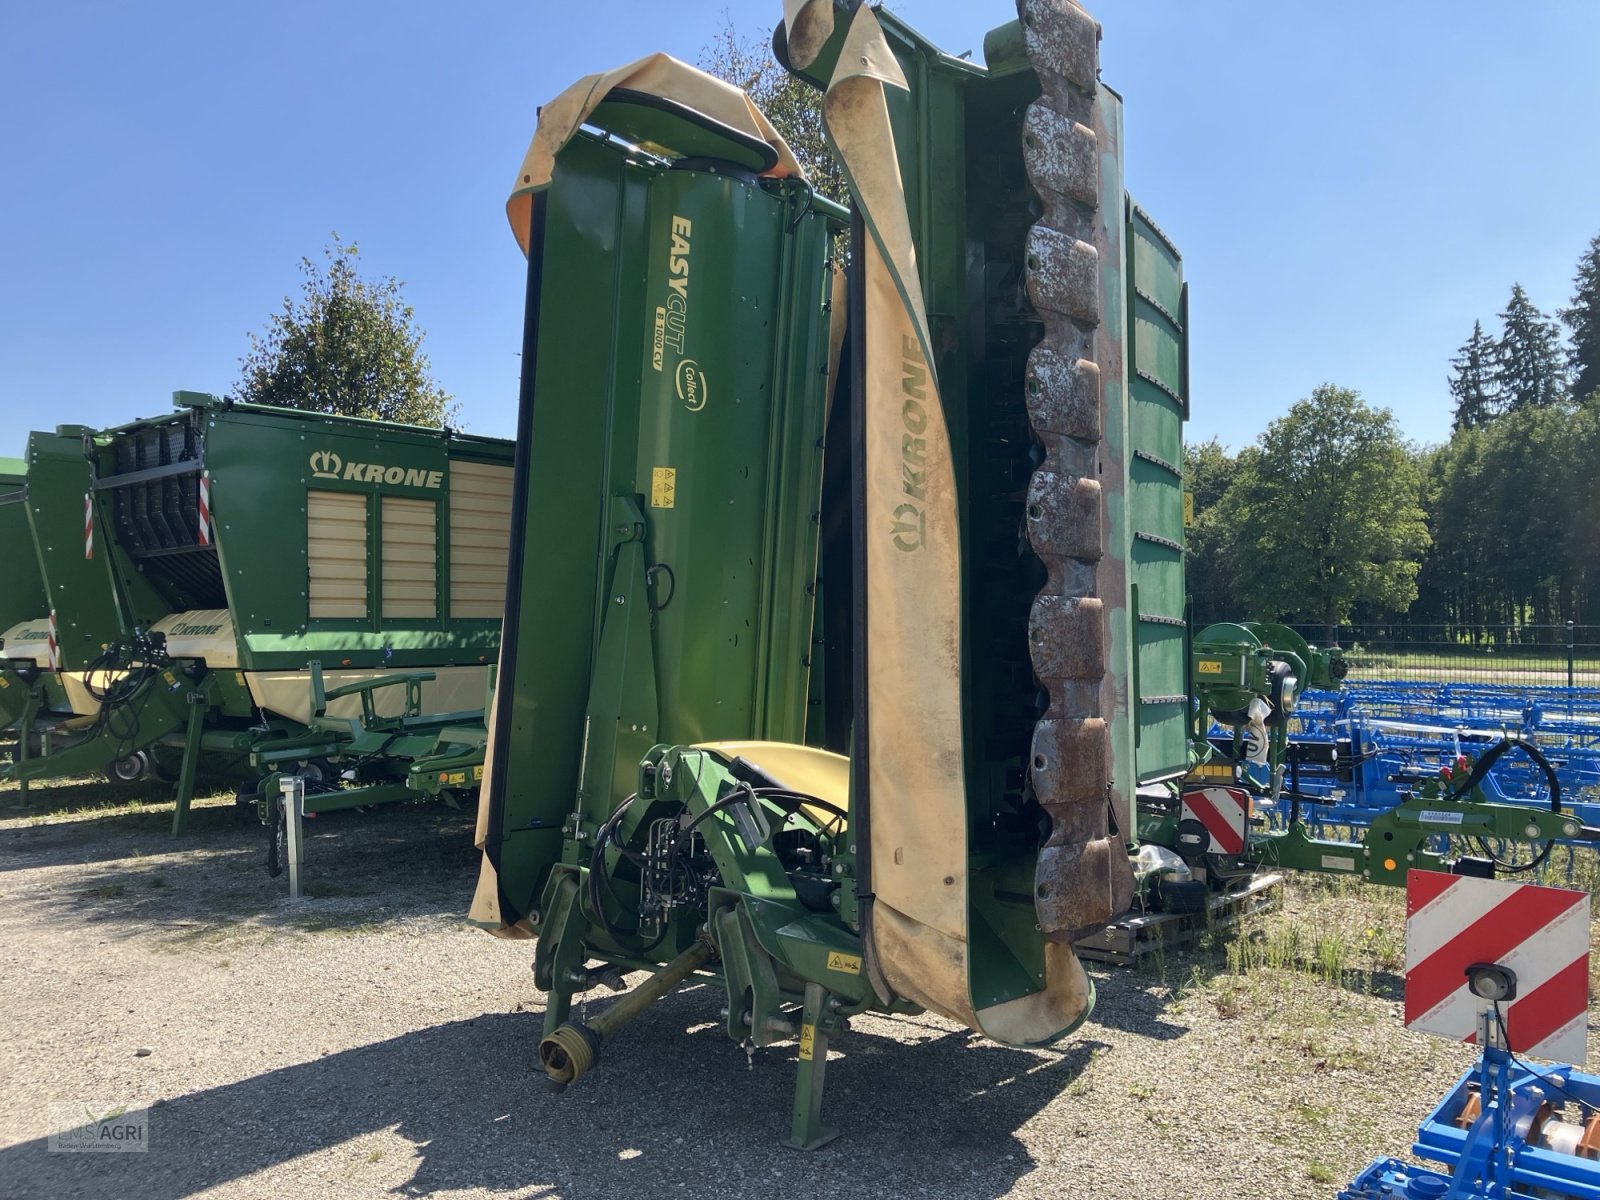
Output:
(1284, 623), (1600, 688)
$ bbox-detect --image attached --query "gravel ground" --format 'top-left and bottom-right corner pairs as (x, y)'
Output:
(1, 778), (1593, 1200)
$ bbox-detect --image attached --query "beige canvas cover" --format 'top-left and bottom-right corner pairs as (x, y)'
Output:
(785, 2), (1092, 1046)
(505, 53), (804, 254)
(246, 664), (489, 728)
(59, 673), (109, 718)
(468, 679), (532, 934)
(151, 609), (240, 668)
(0, 618), (53, 668)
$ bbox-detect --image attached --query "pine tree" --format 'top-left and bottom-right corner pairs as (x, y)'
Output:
(1495, 283), (1567, 411)
(1447, 319), (1502, 430)
(1560, 233), (1600, 404)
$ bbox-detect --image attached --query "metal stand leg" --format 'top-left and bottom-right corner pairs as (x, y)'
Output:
(280, 775), (306, 898)
(170, 696), (206, 837)
(1479, 1010), (1514, 1195)
(784, 982), (840, 1151)
(15, 699), (37, 806)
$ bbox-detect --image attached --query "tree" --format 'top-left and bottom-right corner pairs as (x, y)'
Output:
(1222, 384), (1429, 637)
(1494, 283), (1567, 412)
(1447, 320), (1502, 430)
(236, 235), (457, 426)
(1182, 438), (1242, 623)
(699, 19), (848, 205)
(1560, 232), (1600, 404)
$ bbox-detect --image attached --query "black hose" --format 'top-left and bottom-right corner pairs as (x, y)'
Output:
(586, 795), (670, 955)
(1445, 735), (1561, 814)
(1449, 736), (1563, 873)
(78, 633), (169, 757)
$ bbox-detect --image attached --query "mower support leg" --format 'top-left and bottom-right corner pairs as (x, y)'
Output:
(537, 874), (588, 1041)
(14, 698), (39, 805)
(784, 981), (840, 1151)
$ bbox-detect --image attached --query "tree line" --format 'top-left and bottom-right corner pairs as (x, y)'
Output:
(1188, 233), (1600, 636)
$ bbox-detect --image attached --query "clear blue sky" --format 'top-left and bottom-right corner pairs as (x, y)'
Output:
(3, 1), (1597, 459)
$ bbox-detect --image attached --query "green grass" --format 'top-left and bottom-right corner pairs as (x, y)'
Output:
(1345, 650), (1599, 686)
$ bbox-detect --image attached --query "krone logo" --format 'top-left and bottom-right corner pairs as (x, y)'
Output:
(306, 449), (444, 489)
(675, 360), (707, 413)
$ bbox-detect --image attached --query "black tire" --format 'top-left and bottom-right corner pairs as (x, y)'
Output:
(107, 751), (153, 785)
(266, 797), (287, 878)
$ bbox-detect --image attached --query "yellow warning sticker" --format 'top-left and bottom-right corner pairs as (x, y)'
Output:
(0, 676), (8, 689)
(472, 765), (484, 782)
(825, 951), (862, 976)
(1196, 659), (1223, 675)
(235, 671), (247, 688)
(650, 467), (677, 509)
(798, 1023), (815, 1061)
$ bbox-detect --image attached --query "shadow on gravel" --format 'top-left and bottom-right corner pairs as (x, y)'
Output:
(0, 993), (1108, 1200)
(1081, 969), (1193, 1041)
(0, 776), (182, 816)
(0, 800), (481, 943)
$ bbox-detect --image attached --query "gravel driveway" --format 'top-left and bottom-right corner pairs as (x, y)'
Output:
(3, 778), (1578, 1199)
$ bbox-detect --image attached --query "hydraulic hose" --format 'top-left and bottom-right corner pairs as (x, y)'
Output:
(1446, 736), (1564, 873)
(1446, 735), (1561, 814)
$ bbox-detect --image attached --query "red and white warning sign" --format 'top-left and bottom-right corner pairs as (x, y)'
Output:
(1404, 869), (1590, 1063)
(197, 471), (212, 546)
(83, 492), (94, 560)
(1180, 785), (1249, 855)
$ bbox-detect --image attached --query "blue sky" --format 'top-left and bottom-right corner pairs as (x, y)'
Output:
(3, 1), (1597, 459)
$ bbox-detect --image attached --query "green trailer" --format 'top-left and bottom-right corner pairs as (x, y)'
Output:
(472, 0), (1190, 1145)
(1, 431), (131, 762)
(6, 393), (513, 836)
(0, 456), (54, 732)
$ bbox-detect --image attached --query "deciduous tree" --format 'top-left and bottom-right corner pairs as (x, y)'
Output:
(1223, 385), (1429, 638)
(236, 235), (457, 426)
(1182, 438), (1242, 623)
(699, 19), (847, 205)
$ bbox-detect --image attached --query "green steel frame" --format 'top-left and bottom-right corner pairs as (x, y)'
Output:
(479, 0), (1192, 1147)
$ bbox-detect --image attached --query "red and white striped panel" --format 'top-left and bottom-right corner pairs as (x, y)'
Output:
(1404, 869), (1590, 1062)
(83, 493), (94, 560)
(1180, 785), (1249, 855)
(46, 609), (60, 671)
(197, 470), (212, 545)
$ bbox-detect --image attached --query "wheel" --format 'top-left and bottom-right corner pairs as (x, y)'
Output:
(107, 750), (153, 785)
(266, 795), (288, 878)
(150, 747), (183, 783)
(1154, 879), (1210, 915)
